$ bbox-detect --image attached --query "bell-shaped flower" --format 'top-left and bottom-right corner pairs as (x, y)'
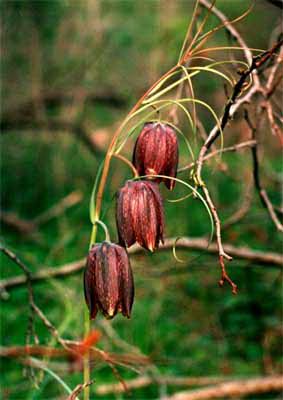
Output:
(84, 242), (134, 320)
(116, 180), (164, 252)
(133, 122), (179, 190)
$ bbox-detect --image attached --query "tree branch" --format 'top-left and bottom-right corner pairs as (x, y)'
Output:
(95, 375), (230, 395)
(165, 375), (283, 400)
(1, 238), (282, 292)
(1, 191), (82, 238)
(0, 246), (72, 351)
(192, 35), (283, 291)
(244, 110), (283, 233)
(0, 118), (102, 158)
(178, 140), (257, 173)
(68, 380), (95, 400)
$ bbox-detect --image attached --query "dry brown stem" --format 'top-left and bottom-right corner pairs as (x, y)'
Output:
(95, 375), (230, 395)
(193, 1), (283, 291)
(1, 238), (282, 293)
(165, 375), (283, 400)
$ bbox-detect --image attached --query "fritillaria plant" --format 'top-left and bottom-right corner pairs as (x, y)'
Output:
(82, 2), (259, 397)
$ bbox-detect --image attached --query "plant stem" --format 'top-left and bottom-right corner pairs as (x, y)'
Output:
(82, 17), (206, 397)
(113, 153), (139, 178)
(93, 65), (177, 223)
(83, 307), (90, 400)
(83, 223), (98, 400)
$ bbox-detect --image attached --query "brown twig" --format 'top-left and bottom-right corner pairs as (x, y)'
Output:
(0, 118), (102, 158)
(201, 187), (237, 293)
(1, 191), (82, 240)
(95, 375), (230, 395)
(178, 140), (257, 173)
(165, 375), (283, 400)
(192, 1), (271, 293)
(196, 40), (283, 179)
(1, 238), (282, 292)
(193, 37), (283, 291)
(198, 0), (255, 69)
(244, 110), (283, 233)
(0, 246), (72, 351)
(33, 191), (83, 225)
(0, 212), (38, 235)
(266, 43), (283, 95)
(222, 175), (253, 230)
(262, 100), (283, 143)
(68, 380), (95, 400)
(112, 153), (139, 178)
(0, 246), (38, 351)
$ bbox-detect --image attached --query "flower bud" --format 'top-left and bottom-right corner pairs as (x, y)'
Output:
(116, 180), (164, 252)
(133, 122), (179, 190)
(84, 242), (134, 320)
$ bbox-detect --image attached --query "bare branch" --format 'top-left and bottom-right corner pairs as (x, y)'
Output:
(266, 45), (283, 95)
(222, 174), (253, 230)
(178, 140), (256, 173)
(244, 110), (283, 233)
(95, 376), (230, 395)
(200, 187), (237, 293)
(0, 246), (72, 351)
(33, 191), (83, 225)
(0, 118), (102, 157)
(199, 0), (255, 68)
(196, 39), (283, 178)
(68, 380), (95, 400)
(192, 37), (283, 292)
(0, 246), (38, 351)
(1, 191), (82, 239)
(165, 375), (283, 400)
(1, 238), (282, 292)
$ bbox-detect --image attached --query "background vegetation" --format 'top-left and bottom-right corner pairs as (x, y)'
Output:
(1, 1), (282, 399)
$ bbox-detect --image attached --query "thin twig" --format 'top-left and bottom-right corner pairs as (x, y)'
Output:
(222, 173), (253, 230)
(1, 238), (282, 292)
(266, 45), (283, 94)
(1, 191), (82, 244)
(198, 0), (255, 70)
(95, 375), (231, 395)
(0, 246), (73, 352)
(178, 140), (256, 173)
(196, 40), (283, 179)
(33, 191), (82, 225)
(0, 246), (37, 348)
(112, 153), (139, 178)
(165, 375), (283, 400)
(193, 39), (283, 291)
(68, 380), (95, 400)
(244, 110), (283, 233)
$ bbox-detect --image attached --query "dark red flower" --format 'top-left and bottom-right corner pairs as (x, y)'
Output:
(133, 122), (179, 190)
(84, 242), (134, 320)
(116, 180), (164, 252)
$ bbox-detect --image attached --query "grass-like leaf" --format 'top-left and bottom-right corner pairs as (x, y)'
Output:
(89, 161), (104, 224)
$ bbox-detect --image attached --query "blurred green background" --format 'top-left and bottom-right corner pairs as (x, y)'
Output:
(1, 0), (282, 399)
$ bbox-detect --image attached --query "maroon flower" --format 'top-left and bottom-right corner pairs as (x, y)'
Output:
(133, 122), (179, 190)
(84, 242), (134, 320)
(116, 180), (164, 252)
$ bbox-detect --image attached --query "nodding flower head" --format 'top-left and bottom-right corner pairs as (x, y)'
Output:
(133, 122), (179, 190)
(84, 242), (134, 320)
(116, 180), (164, 252)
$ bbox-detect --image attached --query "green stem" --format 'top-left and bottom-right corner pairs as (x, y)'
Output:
(84, 223), (98, 400)
(94, 220), (110, 242)
(82, 17), (203, 398)
(83, 307), (90, 400)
